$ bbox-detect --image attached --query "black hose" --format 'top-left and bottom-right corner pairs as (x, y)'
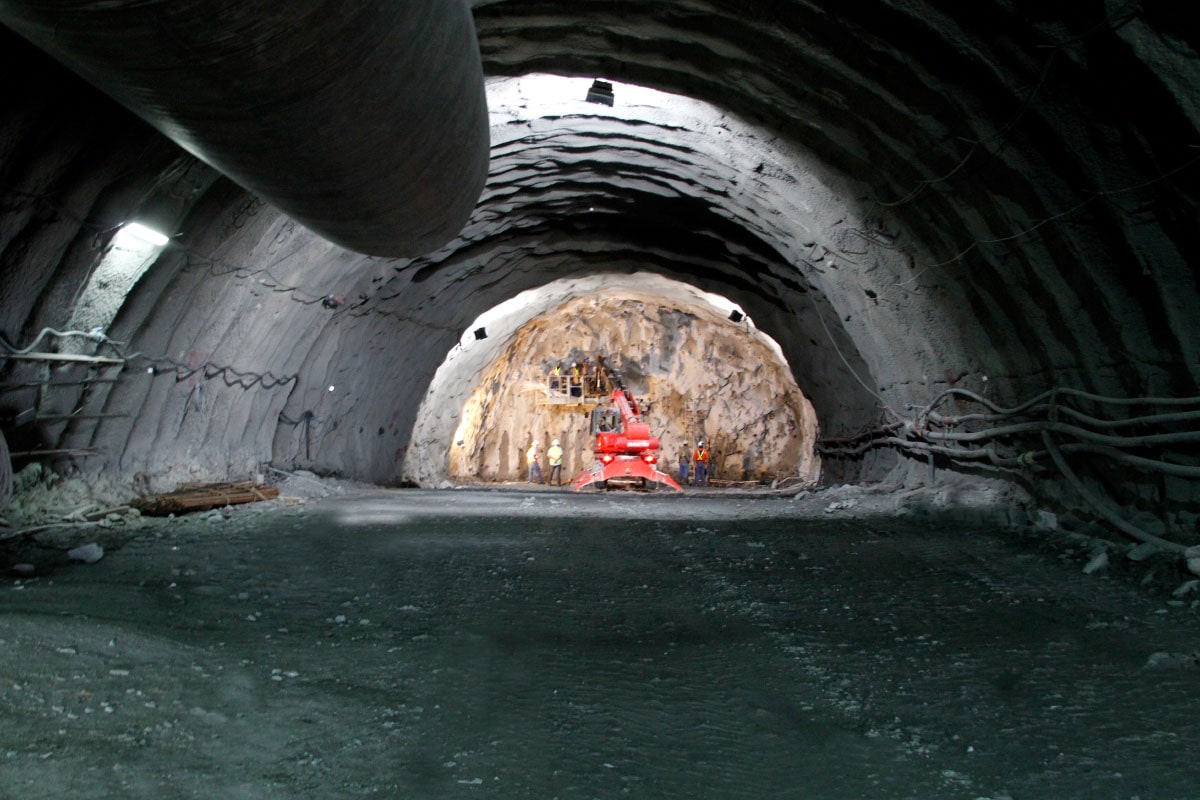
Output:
(1041, 430), (1186, 554)
(0, 428), (11, 509)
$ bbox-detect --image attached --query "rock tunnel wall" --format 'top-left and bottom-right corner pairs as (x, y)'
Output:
(442, 292), (820, 485)
(2, 5), (1200, 552)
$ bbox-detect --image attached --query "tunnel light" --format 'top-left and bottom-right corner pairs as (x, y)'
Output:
(116, 221), (169, 247)
(729, 310), (744, 323)
(474, 327), (488, 340)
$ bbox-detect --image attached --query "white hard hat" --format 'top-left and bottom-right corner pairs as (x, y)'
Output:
(699, 441), (706, 447)
(552, 439), (560, 446)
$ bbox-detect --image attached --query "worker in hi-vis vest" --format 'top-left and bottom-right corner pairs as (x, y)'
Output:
(547, 439), (564, 486)
(692, 441), (710, 487)
(527, 441), (544, 484)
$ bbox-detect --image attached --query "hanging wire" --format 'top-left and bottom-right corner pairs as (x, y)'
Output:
(862, 0), (1142, 217)
(838, 1), (1193, 287)
(5, 187), (459, 332)
(0, 328), (298, 390)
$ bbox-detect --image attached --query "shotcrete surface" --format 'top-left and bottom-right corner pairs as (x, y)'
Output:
(1, 487), (1198, 799)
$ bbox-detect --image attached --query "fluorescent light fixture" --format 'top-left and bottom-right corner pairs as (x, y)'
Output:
(118, 222), (169, 247)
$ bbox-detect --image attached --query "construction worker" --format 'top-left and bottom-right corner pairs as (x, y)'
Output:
(678, 441), (691, 485)
(549, 362), (562, 393)
(579, 358), (591, 395)
(569, 362), (582, 397)
(526, 441), (544, 484)
(693, 440), (710, 487)
(547, 439), (564, 486)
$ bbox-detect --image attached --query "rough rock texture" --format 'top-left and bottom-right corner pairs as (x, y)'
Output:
(2, 3), (1199, 548)
(442, 291), (819, 484)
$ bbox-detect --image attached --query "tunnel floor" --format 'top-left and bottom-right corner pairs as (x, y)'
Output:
(2, 489), (1198, 799)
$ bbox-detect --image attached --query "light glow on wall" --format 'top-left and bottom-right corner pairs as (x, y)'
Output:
(115, 221), (170, 247)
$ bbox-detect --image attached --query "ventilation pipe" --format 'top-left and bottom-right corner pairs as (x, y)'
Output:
(0, 0), (489, 257)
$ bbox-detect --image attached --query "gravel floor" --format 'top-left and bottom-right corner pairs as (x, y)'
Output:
(1, 487), (1198, 799)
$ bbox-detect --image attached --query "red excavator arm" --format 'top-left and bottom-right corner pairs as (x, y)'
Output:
(572, 384), (682, 492)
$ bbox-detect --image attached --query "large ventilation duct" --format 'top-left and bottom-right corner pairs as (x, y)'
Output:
(0, 0), (489, 257)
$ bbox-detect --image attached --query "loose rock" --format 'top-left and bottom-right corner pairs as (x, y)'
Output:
(67, 543), (105, 564)
(1082, 551), (1108, 575)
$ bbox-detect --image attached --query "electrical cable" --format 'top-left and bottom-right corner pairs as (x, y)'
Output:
(924, 420), (1200, 448)
(925, 404), (1200, 430)
(819, 381), (1200, 551)
(0, 328), (297, 391)
(1041, 429), (1187, 554)
(0, 427), (12, 509)
(6, 188), (454, 331)
(0, 328), (111, 355)
(803, 271), (902, 422)
(865, 0), (1141, 216)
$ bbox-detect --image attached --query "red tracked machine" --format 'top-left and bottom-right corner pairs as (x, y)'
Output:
(571, 372), (682, 492)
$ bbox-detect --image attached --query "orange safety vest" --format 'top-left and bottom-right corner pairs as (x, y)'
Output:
(693, 447), (709, 463)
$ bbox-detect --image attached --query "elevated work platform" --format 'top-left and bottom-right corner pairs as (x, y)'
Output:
(535, 374), (614, 408)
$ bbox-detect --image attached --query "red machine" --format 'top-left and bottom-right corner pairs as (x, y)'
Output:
(572, 385), (682, 492)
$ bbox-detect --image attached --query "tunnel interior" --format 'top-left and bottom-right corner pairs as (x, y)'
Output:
(1, 3), (1199, 559)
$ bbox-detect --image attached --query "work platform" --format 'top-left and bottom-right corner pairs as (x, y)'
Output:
(535, 374), (613, 408)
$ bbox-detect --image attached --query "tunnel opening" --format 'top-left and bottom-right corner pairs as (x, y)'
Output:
(405, 273), (820, 489)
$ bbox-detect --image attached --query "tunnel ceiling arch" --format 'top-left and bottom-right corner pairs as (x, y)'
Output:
(1, 3), (1198, 516)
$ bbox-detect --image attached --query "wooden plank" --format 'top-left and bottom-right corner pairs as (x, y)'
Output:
(131, 481), (280, 516)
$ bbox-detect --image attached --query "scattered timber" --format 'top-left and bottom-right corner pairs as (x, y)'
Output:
(131, 481), (279, 516)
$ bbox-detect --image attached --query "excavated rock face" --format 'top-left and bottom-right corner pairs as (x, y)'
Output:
(1, 4), (1199, 547)
(443, 292), (819, 484)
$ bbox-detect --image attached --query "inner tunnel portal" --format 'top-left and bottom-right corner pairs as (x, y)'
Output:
(405, 274), (820, 488)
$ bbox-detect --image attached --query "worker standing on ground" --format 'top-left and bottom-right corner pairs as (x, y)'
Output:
(527, 441), (544, 484)
(678, 441), (691, 486)
(693, 440), (710, 487)
(547, 441), (564, 484)
(547, 439), (564, 486)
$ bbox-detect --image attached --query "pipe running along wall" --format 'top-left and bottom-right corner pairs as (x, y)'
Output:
(0, 0), (490, 257)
